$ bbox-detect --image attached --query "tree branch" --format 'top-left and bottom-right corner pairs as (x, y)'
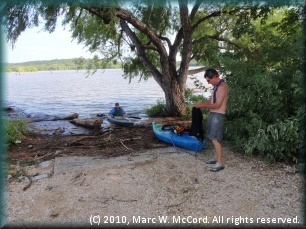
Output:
(207, 35), (243, 49)
(74, 9), (83, 26)
(115, 7), (168, 60)
(141, 44), (158, 51)
(119, 19), (163, 84)
(177, 1), (192, 87)
(117, 30), (124, 62)
(189, 0), (201, 21)
(191, 7), (248, 31)
(190, 48), (207, 60)
(82, 7), (103, 19)
(188, 67), (207, 75)
(169, 28), (183, 69)
(191, 10), (221, 31)
(159, 35), (172, 49)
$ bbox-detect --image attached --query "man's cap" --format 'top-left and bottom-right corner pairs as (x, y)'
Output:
(115, 103), (119, 106)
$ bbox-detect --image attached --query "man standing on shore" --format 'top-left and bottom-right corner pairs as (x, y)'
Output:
(194, 68), (229, 172)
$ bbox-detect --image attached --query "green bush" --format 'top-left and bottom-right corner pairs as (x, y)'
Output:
(4, 119), (29, 146)
(145, 99), (166, 117)
(220, 9), (302, 163)
(225, 111), (300, 163)
(244, 117), (299, 163)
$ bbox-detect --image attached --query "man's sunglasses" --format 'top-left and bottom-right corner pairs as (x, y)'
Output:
(205, 74), (218, 83)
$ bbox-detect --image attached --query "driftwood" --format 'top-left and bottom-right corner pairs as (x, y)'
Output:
(70, 118), (103, 129)
(27, 119), (50, 123)
(23, 176), (32, 191)
(53, 113), (79, 120)
(27, 113), (79, 123)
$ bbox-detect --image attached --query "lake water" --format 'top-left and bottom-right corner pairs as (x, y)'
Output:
(4, 69), (210, 119)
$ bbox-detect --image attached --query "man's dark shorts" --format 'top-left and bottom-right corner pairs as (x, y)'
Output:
(206, 112), (226, 143)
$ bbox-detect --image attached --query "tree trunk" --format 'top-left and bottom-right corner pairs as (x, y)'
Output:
(158, 75), (186, 116)
(164, 88), (186, 117)
(69, 118), (103, 129)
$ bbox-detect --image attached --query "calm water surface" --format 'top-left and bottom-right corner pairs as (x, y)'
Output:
(4, 69), (209, 119)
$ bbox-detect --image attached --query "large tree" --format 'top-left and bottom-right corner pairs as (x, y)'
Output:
(0, 0), (289, 116)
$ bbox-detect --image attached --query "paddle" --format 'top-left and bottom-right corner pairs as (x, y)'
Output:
(97, 113), (107, 117)
(96, 113), (141, 119)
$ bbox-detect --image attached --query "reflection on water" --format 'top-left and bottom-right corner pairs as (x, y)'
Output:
(4, 69), (209, 119)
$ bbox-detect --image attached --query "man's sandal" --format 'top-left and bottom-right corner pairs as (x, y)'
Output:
(210, 163), (225, 172)
(205, 159), (217, 164)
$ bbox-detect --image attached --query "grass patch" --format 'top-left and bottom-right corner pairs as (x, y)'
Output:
(4, 118), (29, 146)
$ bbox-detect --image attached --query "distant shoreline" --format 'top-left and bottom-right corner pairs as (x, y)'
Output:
(5, 68), (121, 73)
(4, 58), (122, 73)
(6, 68), (121, 74)
(5, 58), (196, 73)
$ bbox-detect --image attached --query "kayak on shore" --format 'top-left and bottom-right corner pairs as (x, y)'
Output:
(152, 122), (206, 152)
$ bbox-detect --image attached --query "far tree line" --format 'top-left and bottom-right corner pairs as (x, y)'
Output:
(4, 58), (121, 73)
(4, 58), (197, 73)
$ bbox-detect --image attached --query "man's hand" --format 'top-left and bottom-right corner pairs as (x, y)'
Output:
(194, 101), (210, 108)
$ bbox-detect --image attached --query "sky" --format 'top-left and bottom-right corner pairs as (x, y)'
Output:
(4, 26), (182, 64)
(4, 23), (93, 64)
(3, 13), (183, 64)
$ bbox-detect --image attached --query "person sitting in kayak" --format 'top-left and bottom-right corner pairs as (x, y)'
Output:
(108, 103), (128, 117)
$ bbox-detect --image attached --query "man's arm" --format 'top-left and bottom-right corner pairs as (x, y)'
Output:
(194, 100), (210, 108)
(195, 85), (227, 109)
(121, 108), (127, 116)
(108, 108), (114, 116)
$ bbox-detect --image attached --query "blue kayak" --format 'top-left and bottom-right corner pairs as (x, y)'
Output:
(152, 122), (206, 152)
